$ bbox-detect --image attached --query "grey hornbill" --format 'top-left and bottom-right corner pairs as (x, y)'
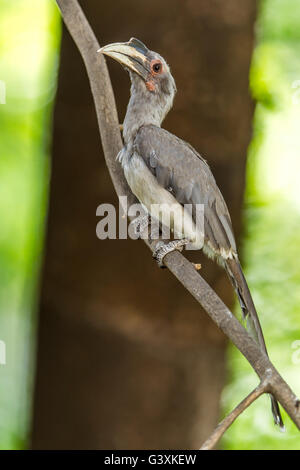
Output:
(99, 38), (283, 428)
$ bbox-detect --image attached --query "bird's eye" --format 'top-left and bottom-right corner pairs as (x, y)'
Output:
(151, 60), (162, 74)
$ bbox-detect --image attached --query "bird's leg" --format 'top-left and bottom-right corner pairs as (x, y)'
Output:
(132, 213), (151, 238)
(153, 239), (189, 268)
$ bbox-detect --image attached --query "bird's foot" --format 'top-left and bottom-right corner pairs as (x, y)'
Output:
(153, 239), (189, 268)
(132, 213), (150, 238)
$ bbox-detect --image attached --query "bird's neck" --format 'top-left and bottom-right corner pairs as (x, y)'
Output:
(123, 85), (165, 144)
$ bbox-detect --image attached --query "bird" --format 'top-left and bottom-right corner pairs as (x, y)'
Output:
(99, 37), (284, 428)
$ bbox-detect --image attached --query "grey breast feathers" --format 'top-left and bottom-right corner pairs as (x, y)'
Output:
(133, 124), (237, 258)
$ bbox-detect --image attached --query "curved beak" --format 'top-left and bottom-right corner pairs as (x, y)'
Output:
(98, 38), (150, 80)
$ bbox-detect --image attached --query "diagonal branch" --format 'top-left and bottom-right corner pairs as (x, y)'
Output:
(200, 378), (270, 450)
(55, 0), (300, 443)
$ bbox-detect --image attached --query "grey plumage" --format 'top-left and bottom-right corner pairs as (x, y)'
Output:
(100, 37), (283, 428)
(134, 124), (237, 257)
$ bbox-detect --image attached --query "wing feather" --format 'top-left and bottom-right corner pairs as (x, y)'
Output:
(134, 124), (237, 257)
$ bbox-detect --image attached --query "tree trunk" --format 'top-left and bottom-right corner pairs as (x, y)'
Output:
(31, 0), (256, 449)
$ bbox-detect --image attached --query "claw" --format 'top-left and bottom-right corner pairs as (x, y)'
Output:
(153, 239), (189, 267)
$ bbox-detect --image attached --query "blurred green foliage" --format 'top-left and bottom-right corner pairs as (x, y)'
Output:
(222, 0), (300, 450)
(0, 0), (61, 449)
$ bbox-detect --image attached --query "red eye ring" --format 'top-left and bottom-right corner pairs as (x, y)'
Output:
(151, 60), (163, 74)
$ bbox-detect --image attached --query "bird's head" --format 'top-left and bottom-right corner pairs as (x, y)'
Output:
(98, 38), (176, 124)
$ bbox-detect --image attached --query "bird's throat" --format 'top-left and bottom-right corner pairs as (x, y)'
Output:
(123, 85), (166, 144)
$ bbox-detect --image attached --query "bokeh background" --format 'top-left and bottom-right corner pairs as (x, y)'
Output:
(0, 0), (60, 448)
(0, 0), (299, 449)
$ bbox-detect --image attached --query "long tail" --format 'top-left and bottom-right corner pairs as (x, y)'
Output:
(225, 257), (284, 429)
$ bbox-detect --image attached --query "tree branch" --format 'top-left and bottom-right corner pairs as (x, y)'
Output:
(200, 378), (270, 450)
(55, 0), (300, 445)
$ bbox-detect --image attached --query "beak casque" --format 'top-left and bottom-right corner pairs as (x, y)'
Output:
(97, 37), (150, 80)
